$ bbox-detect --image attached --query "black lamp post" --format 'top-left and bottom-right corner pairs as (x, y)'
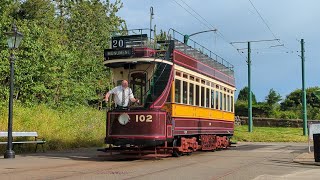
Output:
(4, 24), (23, 159)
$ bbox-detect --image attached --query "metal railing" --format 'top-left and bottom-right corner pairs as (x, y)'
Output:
(168, 29), (234, 77)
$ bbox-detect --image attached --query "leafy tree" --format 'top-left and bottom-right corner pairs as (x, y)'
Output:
(237, 86), (257, 104)
(0, 0), (126, 108)
(280, 87), (320, 110)
(265, 88), (281, 106)
(156, 30), (167, 41)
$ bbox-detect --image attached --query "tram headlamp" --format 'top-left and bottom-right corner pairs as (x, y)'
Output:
(118, 113), (130, 125)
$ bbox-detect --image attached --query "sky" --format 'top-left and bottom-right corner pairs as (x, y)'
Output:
(116, 0), (319, 102)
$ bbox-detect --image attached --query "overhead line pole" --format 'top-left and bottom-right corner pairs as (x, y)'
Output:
(231, 39), (280, 132)
(301, 39), (307, 136)
(247, 42), (252, 132)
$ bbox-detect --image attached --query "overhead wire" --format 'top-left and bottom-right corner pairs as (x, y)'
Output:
(248, 0), (300, 56)
(173, 0), (248, 60)
(172, 0), (212, 30)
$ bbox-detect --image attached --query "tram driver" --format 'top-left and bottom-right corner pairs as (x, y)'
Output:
(105, 80), (139, 109)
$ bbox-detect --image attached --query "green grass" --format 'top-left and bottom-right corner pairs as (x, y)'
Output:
(233, 125), (308, 142)
(0, 105), (309, 153)
(0, 104), (106, 152)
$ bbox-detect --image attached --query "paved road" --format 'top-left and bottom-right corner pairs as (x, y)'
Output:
(0, 142), (319, 180)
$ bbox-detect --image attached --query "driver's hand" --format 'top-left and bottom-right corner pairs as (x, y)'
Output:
(136, 99), (140, 104)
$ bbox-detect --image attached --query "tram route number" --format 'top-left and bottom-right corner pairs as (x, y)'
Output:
(112, 39), (125, 48)
(135, 115), (152, 122)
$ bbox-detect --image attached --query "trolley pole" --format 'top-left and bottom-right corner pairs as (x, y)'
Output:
(301, 39), (307, 136)
(248, 42), (253, 132)
(150, 7), (154, 40)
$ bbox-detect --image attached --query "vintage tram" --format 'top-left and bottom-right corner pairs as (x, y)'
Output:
(104, 29), (235, 156)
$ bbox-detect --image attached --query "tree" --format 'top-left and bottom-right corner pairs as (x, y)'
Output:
(280, 87), (320, 110)
(237, 86), (257, 104)
(156, 30), (167, 41)
(0, 0), (126, 108)
(265, 88), (281, 106)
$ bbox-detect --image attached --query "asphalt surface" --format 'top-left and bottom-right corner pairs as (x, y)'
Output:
(0, 142), (319, 180)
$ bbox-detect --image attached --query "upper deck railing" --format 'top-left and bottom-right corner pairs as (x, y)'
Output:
(105, 28), (234, 77)
(168, 29), (234, 77)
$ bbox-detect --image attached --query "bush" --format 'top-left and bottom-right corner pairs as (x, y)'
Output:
(273, 110), (299, 119)
(235, 101), (272, 117)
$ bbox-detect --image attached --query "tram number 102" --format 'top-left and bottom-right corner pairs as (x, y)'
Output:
(135, 115), (152, 122)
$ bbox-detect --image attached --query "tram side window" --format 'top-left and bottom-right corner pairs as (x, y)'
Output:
(216, 91), (219, 109)
(224, 93), (227, 111)
(201, 86), (205, 107)
(231, 96), (234, 112)
(189, 83), (194, 105)
(206, 88), (210, 108)
(227, 95), (230, 112)
(183, 81), (188, 104)
(175, 79), (181, 103)
(211, 90), (215, 108)
(220, 92), (223, 110)
(195, 85), (200, 106)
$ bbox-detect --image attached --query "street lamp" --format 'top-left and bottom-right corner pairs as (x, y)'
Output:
(4, 24), (23, 159)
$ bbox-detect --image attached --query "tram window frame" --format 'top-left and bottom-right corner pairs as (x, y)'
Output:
(211, 89), (215, 109)
(220, 92), (223, 110)
(216, 91), (219, 109)
(224, 93), (227, 111)
(231, 96), (234, 112)
(206, 88), (210, 108)
(183, 74), (188, 79)
(227, 95), (230, 112)
(201, 86), (205, 107)
(130, 72), (147, 105)
(183, 81), (188, 104)
(175, 79), (181, 103)
(195, 85), (200, 106)
(189, 83), (194, 105)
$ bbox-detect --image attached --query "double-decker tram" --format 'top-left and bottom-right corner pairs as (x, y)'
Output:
(104, 29), (235, 157)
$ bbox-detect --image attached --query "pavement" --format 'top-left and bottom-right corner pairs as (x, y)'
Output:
(0, 142), (319, 180)
(293, 152), (320, 166)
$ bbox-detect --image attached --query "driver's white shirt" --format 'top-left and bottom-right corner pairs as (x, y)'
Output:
(108, 86), (134, 107)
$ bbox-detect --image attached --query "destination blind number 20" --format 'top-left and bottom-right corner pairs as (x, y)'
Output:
(136, 115), (152, 122)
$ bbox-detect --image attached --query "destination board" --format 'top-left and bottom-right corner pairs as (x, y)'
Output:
(104, 48), (133, 59)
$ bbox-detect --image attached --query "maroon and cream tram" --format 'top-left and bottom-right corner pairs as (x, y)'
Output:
(104, 29), (236, 156)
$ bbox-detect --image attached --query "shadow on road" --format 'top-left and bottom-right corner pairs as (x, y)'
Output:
(17, 148), (143, 162)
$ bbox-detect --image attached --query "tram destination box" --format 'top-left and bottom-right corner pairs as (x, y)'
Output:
(104, 48), (133, 59)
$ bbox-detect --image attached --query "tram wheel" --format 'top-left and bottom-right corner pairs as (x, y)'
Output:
(172, 139), (182, 157)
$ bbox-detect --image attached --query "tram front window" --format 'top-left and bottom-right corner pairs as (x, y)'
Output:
(130, 72), (147, 107)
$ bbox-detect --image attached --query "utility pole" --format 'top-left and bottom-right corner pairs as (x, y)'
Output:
(231, 39), (279, 132)
(247, 42), (252, 132)
(301, 39), (307, 136)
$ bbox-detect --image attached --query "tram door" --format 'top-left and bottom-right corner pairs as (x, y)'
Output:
(130, 72), (147, 106)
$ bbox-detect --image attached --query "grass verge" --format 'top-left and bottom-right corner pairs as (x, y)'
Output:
(233, 125), (308, 142)
(0, 104), (106, 153)
(0, 105), (309, 153)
